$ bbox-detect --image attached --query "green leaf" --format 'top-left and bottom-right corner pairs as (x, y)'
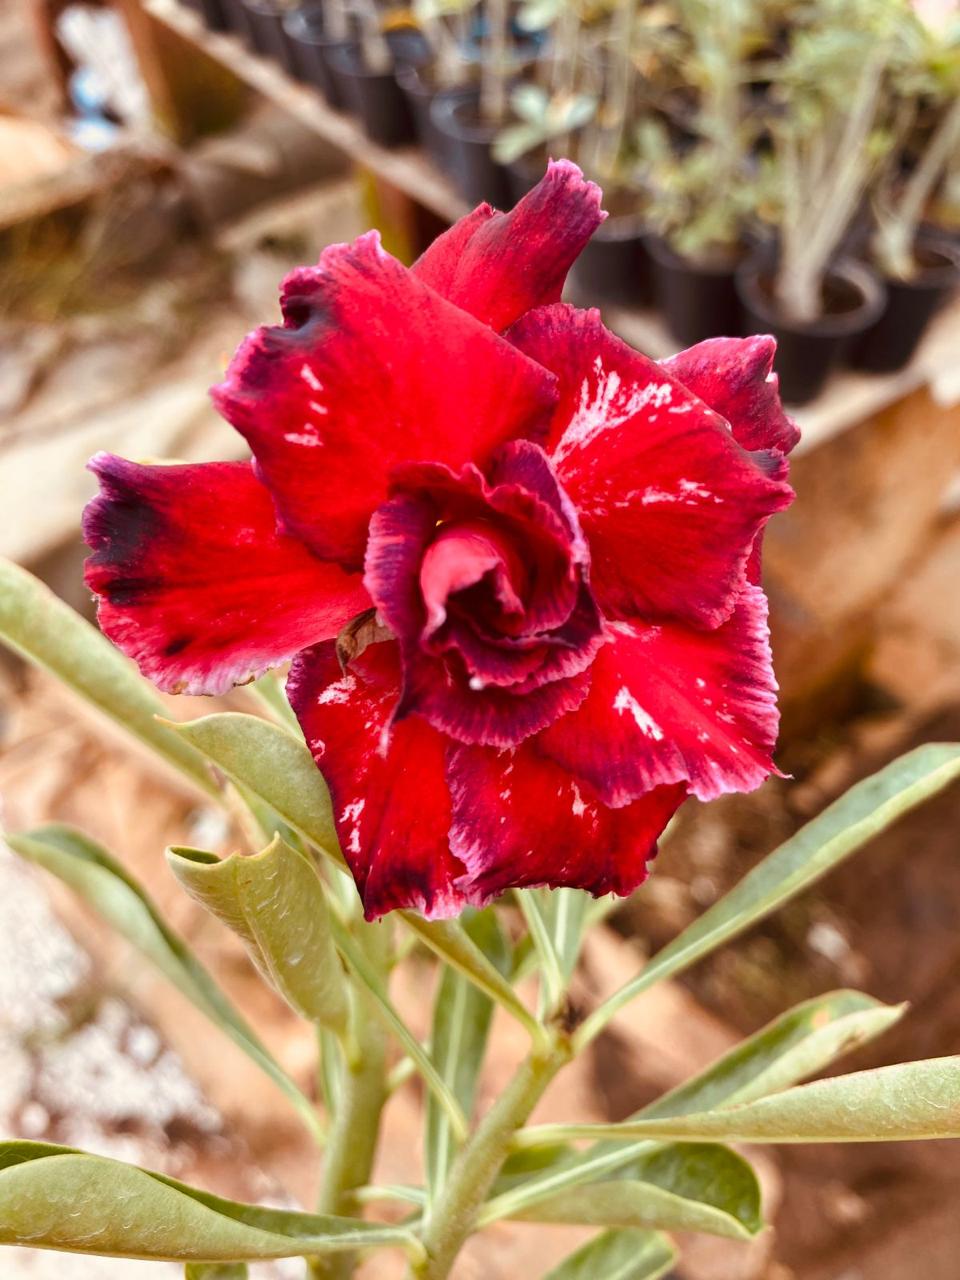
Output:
(560, 93), (598, 132)
(487, 1143), (762, 1240)
(185, 1266), (248, 1279)
(517, 889), (565, 1012)
(425, 908), (510, 1199)
(167, 837), (349, 1034)
(329, 919), (469, 1143)
(510, 82), (549, 123)
(517, 1057), (960, 1145)
(488, 990), (904, 1213)
(543, 1229), (676, 1280)
(492, 122), (549, 165)
(7, 825), (324, 1145)
(0, 1141), (418, 1261)
(643, 989), (906, 1119)
(577, 744), (960, 1047)
(166, 713), (340, 859)
(403, 914), (543, 1041)
(169, 713), (542, 1038)
(249, 672), (302, 735)
(511, 1147), (760, 1240)
(0, 558), (216, 797)
(541, 888), (590, 988)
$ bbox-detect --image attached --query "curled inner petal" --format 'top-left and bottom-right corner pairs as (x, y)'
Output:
(420, 520), (526, 635)
(364, 443), (602, 747)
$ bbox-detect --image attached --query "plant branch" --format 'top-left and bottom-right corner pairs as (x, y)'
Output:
(309, 946), (390, 1280)
(408, 1031), (572, 1280)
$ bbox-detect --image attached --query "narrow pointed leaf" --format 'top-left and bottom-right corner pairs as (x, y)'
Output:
(0, 1142), (417, 1260)
(518, 1057), (960, 1146)
(402, 914), (542, 1039)
(167, 838), (349, 1034)
(543, 1229), (676, 1280)
(491, 991), (904, 1211)
(541, 888), (590, 987)
(7, 825), (324, 1144)
(426, 908), (510, 1199)
(517, 889), (565, 1010)
(169, 714), (541, 1037)
(578, 744), (960, 1046)
(0, 558), (216, 796)
(166, 713), (340, 859)
(487, 1143), (762, 1238)
(513, 1178), (756, 1239)
(643, 989), (906, 1119)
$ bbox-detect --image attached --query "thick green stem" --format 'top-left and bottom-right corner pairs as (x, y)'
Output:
(408, 1032), (572, 1280)
(309, 929), (390, 1280)
(318, 1011), (387, 1215)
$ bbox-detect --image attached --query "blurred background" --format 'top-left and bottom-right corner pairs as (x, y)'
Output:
(1, 0), (960, 1276)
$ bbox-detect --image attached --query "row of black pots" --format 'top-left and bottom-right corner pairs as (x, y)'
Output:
(182, 0), (534, 192)
(183, 0), (430, 146)
(181, 0), (957, 405)
(565, 221), (958, 404)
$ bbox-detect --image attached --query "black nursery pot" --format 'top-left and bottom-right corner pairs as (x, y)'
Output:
(850, 240), (960, 374)
(241, 0), (296, 71)
(325, 42), (416, 148)
(647, 234), (741, 345)
(282, 8), (343, 105)
(569, 213), (652, 307)
(221, 0), (253, 39)
(396, 65), (474, 173)
(430, 91), (512, 207)
(182, 0), (230, 32)
(736, 256), (886, 406)
(385, 26), (431, 68)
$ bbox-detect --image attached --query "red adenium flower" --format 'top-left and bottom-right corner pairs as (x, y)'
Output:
(84, 161), (799, 921)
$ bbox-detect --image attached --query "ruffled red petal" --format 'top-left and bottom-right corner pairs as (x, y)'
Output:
(509, 305), (793, 628)
(287, 641), (471, 920)
(661, 338), (800, 586)
(213, 231), (557, 569)
(538, 584), (781, 805)
(411, 159), (605, 333)
(660, 335), (801, 459)
(83, 456), (368, 696)
(447, 740), (685, 900)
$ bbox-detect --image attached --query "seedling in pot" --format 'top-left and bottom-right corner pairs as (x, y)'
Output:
(414, 0), (477, 89)
(870, 8), (960, 280)
(760, 0), (898, 326)
(639, 0), (764, 265)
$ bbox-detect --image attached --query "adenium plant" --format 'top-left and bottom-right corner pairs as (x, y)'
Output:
(1, 162), (959, 1280)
